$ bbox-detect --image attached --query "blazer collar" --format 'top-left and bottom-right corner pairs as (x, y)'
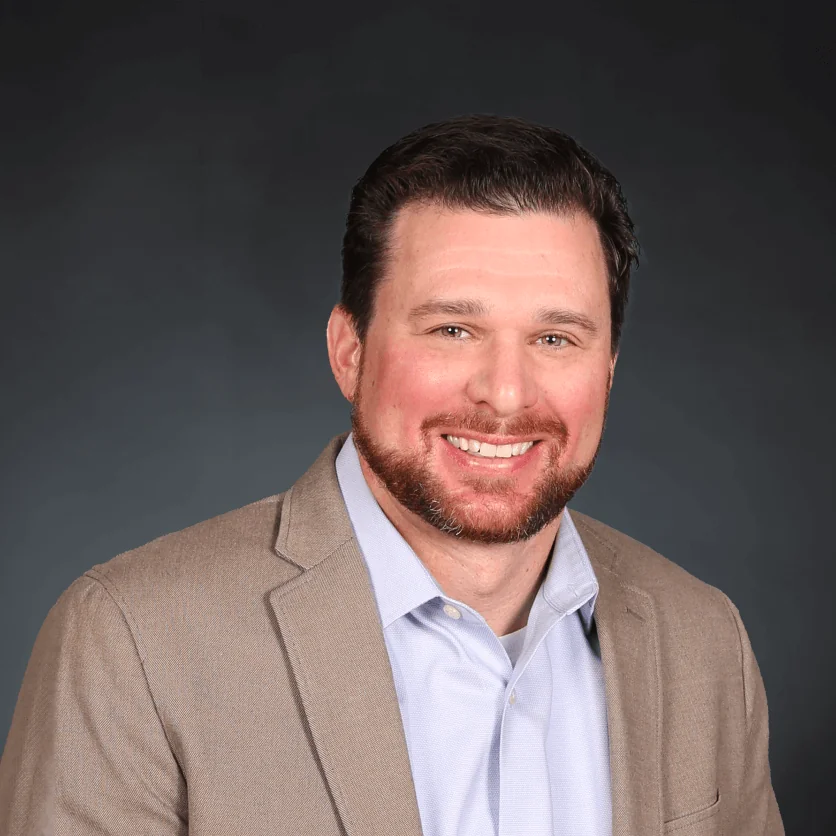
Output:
(271, 435), (663, 836)
(273, 433), (356, 571)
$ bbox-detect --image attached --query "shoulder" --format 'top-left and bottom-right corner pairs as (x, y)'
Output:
(68, 492), (299, 637)
(94, 492), (286, 568)
(572, 511), (719, 594)
(571, 510), (742, 650)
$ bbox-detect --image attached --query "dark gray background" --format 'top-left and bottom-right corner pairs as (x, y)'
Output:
(2, 0), (834, 830)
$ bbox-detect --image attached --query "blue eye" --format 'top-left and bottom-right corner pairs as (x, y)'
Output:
(538, 334), (570, 348)
(439, 326), (468, 339)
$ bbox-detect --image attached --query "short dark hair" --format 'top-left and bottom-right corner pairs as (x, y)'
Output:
(341, 114), (639, 353)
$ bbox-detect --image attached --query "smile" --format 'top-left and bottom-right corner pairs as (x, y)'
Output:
(443, 435), (537, 459)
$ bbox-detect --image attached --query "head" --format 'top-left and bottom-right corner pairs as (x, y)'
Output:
(328, 115), (638, 544)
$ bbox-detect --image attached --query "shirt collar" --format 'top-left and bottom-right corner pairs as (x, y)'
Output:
(336, 434), (598, 632)
(336, 434), (441, 627)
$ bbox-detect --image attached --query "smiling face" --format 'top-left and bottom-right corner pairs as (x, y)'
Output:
(328, 203), (616, 543)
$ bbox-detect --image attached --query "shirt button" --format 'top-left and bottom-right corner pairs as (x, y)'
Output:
(509, 690), (517, 705)
(443, 603), (462, 620)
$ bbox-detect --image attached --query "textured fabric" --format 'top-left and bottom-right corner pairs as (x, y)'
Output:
(0, 435), (784, 835)
(336, 435), (611, 836)
(497, 626), (526, 666)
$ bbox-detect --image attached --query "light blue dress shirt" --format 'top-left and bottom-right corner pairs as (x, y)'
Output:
(336, 435), (612, 836)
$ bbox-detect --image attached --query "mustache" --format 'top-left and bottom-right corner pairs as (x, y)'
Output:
(420, 411), (569, 444)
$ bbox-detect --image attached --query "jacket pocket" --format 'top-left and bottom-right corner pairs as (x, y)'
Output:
(663, 790), (721, 833)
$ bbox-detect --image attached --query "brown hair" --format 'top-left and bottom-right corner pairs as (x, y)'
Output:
(341, 114), (639, 353)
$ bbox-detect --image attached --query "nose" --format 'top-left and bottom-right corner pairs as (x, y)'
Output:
(464, 336), (539, 416)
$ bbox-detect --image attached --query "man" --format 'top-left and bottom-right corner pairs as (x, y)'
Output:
(0, 115), (783, 835)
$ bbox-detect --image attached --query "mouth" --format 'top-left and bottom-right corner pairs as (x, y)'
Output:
(442, 434), (541, 460)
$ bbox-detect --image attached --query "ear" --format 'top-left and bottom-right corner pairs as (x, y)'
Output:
(608, 351), (618, 389)
(327, 305), (363, 403)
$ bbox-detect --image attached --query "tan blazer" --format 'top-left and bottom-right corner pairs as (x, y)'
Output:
(0, 436), (783, 835)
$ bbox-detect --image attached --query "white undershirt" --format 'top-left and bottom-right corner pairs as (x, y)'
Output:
(498, 625), (527, 667)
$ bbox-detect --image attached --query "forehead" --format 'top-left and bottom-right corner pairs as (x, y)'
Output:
(383, 204), (609, 310)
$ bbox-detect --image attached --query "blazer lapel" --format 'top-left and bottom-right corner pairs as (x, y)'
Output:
(269, 439), (424, 836)
(575, 515), (663, 836)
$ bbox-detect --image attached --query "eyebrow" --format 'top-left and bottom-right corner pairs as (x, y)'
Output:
(408, 297), (600, 335)
(407, 298), (489, 321)
(533, 306), (600, 335)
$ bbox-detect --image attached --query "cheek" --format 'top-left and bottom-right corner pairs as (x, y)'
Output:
(542, 372), (610, 450)
(361, 344), (463, 428)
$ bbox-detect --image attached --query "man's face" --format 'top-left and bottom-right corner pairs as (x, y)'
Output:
(333, 204), (615, 543)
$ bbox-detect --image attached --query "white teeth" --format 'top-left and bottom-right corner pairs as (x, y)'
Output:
(445, 436), (536, 458)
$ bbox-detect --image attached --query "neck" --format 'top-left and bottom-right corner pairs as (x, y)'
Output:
(358, 456), (561, 636)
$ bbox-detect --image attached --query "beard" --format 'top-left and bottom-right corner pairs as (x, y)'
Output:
(351, 393), (606, 545)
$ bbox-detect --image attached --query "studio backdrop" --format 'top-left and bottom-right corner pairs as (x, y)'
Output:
(1, 1), (834, 832)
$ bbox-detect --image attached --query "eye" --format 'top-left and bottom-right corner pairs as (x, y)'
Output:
(436, 325), (470, 339)
(537, 333), (571, 348)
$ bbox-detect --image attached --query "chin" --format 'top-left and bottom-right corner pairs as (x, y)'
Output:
(420, 495), (563, 544)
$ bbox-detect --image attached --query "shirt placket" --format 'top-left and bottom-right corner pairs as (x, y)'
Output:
(439, 595), (560, 836)
(497, 611), (557, 836)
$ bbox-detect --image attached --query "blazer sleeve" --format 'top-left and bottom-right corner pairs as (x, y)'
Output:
(722, 594), (785, 835)
(0, 575), (188, 835)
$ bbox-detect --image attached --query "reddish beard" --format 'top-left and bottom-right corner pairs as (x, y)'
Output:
(351, 403), (602, 544)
